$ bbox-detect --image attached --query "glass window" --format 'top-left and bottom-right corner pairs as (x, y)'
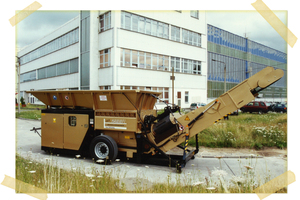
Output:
(185, 91), (189, 103)
(132, 50), (138, 67)
(158, 55), (164, 70)
(124, 12), (131, 29)
(158, 22), (163, 37)
(38, 68), (46, 79)
(183, 29), (188, 44)
(100, 49), (111, 68)
(152, 54), (158, 70)
(151, 20), (157, 36)
(163, 23), (169, 39)
(69, 116), (76, 126)
(188, 32), (193, 45)
(190, 10), (199, 19)
(66, 33), (70, 46)
(105, 12), (111, 30)
(70, 58), (79, 73)
(171, 26), (180, 42)
(20, 71), (36, 82)
(132, 15), (138, 32)
(121, 11), (170, 40)
(139, 52), (145, 68)
(164, 88), (169, 103)
(99, 12), (111, 32)
(100, 50), (104, 68)
(175, 57), (180, 72)
(145, 19), (151, 35)
(138, 17), (145, 33)
(193, 61), (201, 74)
(57, 61), (69, 76)
(182, 59), (189, 73)
(47, 65), (56, 77)
(182, 29), (201, 47)
(125, 49), (131, 67)
(164, 56), (169, 71)
(100, 15), (104, 31)
(104, 49), (110, 67)
(146, 53), (151, 69)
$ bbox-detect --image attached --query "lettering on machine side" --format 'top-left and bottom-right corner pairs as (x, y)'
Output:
(103, 119), (127, 130)
(99, 95), (107, 101)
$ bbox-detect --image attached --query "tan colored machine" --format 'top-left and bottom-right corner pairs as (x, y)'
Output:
(28, 67), (284, 172)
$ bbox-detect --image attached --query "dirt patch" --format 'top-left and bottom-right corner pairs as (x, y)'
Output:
(168, 146), (287, 159)
(255, 147), (287, 157)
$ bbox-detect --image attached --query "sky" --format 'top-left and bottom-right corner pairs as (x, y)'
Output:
(16, 10), (287, 53)
(206, 10), (287, 53)
(16, 10), (79, 50)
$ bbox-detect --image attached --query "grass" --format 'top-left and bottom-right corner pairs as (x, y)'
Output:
(16, 154), (121, 193)
(15, 104), (45, 120)
(16, 104), (46, 110)
(15, 110), (42, 120)
(16, 154), (287, 193)
(189, 112), (287, 149)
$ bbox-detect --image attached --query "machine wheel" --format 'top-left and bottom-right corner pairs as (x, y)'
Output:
(90, 135), (118, 163)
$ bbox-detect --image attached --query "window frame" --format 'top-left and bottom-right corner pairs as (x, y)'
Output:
(190, 10), (199, 19)
(69, 116), (77, 127)
(185, 91), (189, 103)
(99, 12), (111, 33)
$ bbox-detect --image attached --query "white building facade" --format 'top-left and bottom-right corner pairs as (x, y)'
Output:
(18, 10), (207, 109)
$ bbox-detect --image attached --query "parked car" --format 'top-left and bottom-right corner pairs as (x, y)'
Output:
(273, 103), (287, 113)
(266, 102), (276, 112)
(240, 101), (269, 114)
(190, 102), (206, 110)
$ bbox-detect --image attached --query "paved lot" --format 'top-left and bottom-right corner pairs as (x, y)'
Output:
(16, 118), (287, 191)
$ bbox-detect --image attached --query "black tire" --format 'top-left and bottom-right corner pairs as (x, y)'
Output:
(90, 135), (118, 163)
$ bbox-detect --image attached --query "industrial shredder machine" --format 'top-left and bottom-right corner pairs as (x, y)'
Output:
(28, 67), (284, 172)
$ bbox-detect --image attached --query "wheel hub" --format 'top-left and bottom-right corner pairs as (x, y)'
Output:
(94, 142), (109, 159)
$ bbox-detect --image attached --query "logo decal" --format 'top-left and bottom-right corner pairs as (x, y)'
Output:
(99, 95), (107, 101)
(65, 95), (69, 100)
(53, 95), (57, 100)
(179, 125), (184, 131)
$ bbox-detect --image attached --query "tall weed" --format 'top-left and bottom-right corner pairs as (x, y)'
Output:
(190, 113), (287, 149)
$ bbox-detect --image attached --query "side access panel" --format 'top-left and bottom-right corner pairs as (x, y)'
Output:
(63, 114), (89, 150)
(41, 113), (64, 148)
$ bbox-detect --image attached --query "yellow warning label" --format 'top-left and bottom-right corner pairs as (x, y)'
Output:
(185, 116), (190, 121)
(125, 136), (130, 139)
(53, 118), (56, 123)
(41, 113), (45, 116)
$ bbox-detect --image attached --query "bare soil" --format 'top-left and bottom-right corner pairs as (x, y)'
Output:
(168, 146), (287, 159)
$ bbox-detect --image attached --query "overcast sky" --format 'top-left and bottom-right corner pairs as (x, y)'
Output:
(16, 10), (287, 53)
(16, 10), (79, 50)
(206, 10), (287, 53)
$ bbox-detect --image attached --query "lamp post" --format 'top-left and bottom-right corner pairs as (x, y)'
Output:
(212, 59), (226, 93)
(171, 64), (175, 108)
(16, 56), (20, 114)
